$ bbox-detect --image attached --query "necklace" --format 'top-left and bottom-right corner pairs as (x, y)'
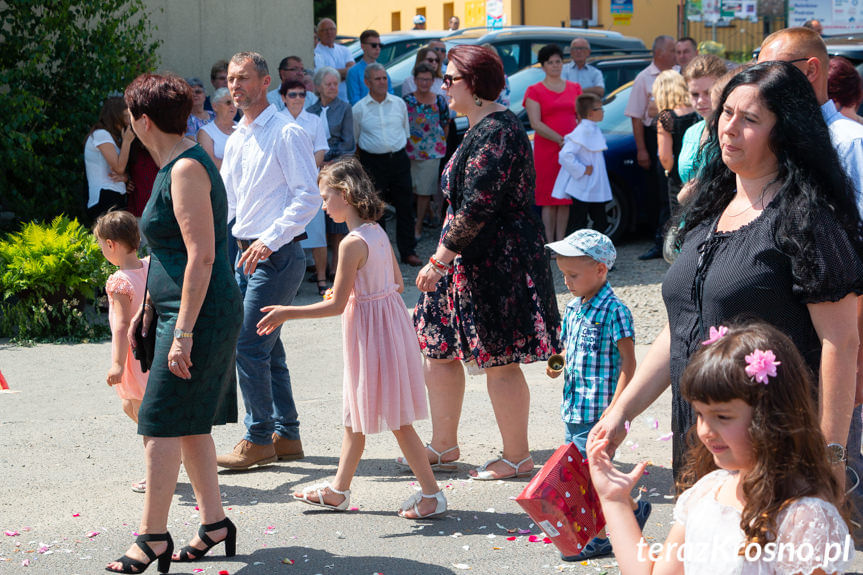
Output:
(162, 137), (185, 167)
(725, 187), (773, 218)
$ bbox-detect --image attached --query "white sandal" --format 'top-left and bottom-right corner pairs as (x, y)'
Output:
(398, 490), (447, 519)
(292, 482), (351, 511)
(470, 455), (534, 481)
(395, 444), (459, 471)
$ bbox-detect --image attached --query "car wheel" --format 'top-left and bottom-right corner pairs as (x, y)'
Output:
(590, 182), (630, 243)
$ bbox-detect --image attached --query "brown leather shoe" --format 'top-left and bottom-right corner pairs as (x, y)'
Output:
(403, 254), (422, 267)
(216, 439), (277, 470)
(273, 433), (304, 461)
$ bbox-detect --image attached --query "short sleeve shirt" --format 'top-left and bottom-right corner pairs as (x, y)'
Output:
(560, 281), (634, 424)
(561, 62), (604, 92)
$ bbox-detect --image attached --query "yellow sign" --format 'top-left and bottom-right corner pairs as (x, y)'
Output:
(613, 13), (632, 25)
(465, 0), (485, 27)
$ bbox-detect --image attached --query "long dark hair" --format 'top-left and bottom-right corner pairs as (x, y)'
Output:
(679, 322), (848, 550)
(679, 61), (863, 273)
(86, 96), (127, 146)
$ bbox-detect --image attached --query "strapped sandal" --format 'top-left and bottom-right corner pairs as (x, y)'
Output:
(395, 444), (459, 472)
(398, 490), (447, 519)
(470, 455), (534, 481)
(106, 532), (173, 573)
(173, 517), (236, 562)
(131, 479), (147, 494)
(292, 482), (350, 511)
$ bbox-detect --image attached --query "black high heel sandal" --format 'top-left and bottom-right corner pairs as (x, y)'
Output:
(106, 532), (173, 573)
(173, 517), (236, 562)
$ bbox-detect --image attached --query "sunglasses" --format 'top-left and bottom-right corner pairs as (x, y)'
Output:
(285, 91), (306, 99)
(363, 42), (381, 48)
(432, 47), (446, 53)
(442, 74), (463, 88)
(425, 57), (439, 63)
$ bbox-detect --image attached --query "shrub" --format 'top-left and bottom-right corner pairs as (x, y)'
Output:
(0, 1), (161, 223)
(0, 215), (111, 342)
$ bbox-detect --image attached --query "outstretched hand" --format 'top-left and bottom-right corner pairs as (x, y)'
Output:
(257, 305), (291, 336)
(587, 429), (647, 503)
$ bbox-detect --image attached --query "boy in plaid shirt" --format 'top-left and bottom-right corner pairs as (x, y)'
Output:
(546, 229), (649, 561)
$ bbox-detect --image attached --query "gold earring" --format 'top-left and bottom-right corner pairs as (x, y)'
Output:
(473, 95), (483, 107)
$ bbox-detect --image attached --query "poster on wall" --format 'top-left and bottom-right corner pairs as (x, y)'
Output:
(610, 0), (633, 25)
(789, 1), (863, 34)
(486, 0), (505, 28)
(688, 0), (755, 23)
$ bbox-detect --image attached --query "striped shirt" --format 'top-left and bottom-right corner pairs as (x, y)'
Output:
(560, 281), (634, 424)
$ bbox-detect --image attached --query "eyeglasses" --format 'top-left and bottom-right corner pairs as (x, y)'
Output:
(285, 91), (306, 99)
(785, 57), (810, 65)
(363, 42), (381, 48)
(442, 74), (463, 88)
(425, 57), (439, 63)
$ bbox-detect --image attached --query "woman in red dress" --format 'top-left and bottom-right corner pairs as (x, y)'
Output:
(524, 44), (582, 244)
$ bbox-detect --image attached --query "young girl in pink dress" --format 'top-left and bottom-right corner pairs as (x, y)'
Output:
(257, 157), (446, 519)
(94, 210), (150, 492)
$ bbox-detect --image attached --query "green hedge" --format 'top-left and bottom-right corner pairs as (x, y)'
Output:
(0, 216), (111, 342)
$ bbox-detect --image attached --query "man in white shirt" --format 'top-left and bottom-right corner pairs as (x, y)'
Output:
(353, 63), (421, 266)
(217, 52), (321, 470)
(267, 56), (318, 112)
(625, 35), (676, 260)
(314, 18), (354, 102)
(562, 38), (604, 97)
(449, 16), (460, 31)
(758, 28), (863, 538)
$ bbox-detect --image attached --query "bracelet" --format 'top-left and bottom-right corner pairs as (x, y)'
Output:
(143, 303), (153, 312)
(429, 255), (450, 272)
(427, 263), (446, 277)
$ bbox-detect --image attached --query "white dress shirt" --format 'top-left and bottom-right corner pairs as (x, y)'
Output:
(314, 43), (354, 101)
(283, 108), (330, 154)
(221, 104), (321, 252)
(822, 99), (863, 213)
(561, 62), (604, 92)
(352, 93), (410, 154)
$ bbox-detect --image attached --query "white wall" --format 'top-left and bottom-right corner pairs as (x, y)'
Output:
(144, 0), (314, 92)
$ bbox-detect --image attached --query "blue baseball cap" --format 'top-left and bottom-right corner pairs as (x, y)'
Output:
(546, 229), (616, 268)
(413, 14), (426, 24)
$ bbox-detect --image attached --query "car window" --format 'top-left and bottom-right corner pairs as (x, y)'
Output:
(493, 43), (521, 76)
(599, 84), (633, 135)
(529, 42), (570, 67)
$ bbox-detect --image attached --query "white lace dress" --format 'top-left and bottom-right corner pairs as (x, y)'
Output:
(674, 470), (851, 574)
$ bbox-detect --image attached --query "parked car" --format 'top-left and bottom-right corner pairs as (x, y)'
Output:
(346, 30), (447, 67)
(389, 26), (647, 96)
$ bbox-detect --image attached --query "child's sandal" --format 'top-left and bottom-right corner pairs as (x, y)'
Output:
(398, 490), (447, 519)
(293, 482), (351, 511)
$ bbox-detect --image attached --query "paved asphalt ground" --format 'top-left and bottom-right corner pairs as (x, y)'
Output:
(2, 241), (862, 574)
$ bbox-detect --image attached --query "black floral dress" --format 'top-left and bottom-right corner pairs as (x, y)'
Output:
(414, 110), (561, 368)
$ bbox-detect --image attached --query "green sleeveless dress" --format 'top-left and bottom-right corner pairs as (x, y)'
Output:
(137, 144), (243, 437)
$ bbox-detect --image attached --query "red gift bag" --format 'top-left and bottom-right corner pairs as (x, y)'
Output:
(516, 443), (605, 557)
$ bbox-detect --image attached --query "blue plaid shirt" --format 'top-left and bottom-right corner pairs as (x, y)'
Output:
(560, 281), (634, 424)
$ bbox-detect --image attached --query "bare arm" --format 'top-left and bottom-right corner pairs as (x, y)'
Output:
(390, 243), (404, 294)
(257, 234), (365, 331)
(107, 292), (133, 386)
(809, 294), (859, 484)
(657, 122), (674, 173)
(589, 323), (672, 455)
(525, 97), (564, 145)
(97, 126), (135, 175)
(632, 118), (650, 170)
(196, 129), (222, 171)
(313, 149), (325, 168)
(167, 157), (216, 380)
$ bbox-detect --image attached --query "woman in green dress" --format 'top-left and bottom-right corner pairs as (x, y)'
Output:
(106, 74), (243, 574)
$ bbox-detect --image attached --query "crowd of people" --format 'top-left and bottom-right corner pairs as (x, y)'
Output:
(79, 17), (863, 574)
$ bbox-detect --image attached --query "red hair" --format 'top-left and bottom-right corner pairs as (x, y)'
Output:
(828, 56), (863, 109)
(125, 73), (193, 136)
(446, 45), (504, 101)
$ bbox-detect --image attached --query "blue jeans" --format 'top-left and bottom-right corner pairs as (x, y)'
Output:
(235, 241), (305, 444)
(565, 421), (596, 458)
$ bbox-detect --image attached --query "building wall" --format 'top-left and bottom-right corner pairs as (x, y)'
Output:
(144, 0), (314, 92)
(336, 0), (679, 47)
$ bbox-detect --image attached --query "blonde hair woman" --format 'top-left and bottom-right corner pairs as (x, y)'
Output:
(653, 69), (699, 214)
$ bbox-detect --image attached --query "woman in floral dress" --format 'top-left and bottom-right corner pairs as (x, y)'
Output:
(413, 45), (561, 480)
(405, 62), (449, 241)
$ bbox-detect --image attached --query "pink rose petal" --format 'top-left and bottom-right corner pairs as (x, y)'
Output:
(86, 531), (99, 538)
(518, 528), (531, 534)
(5, 530), (19, 536)
(506, 536), (517, 541)
(658, 432), (673, 441)
(21, 559), (30, 566)
(542, 537), (552, 544)
(72, 513), (80, 517)
(624, 420), (631, 433)
(528, 535), (540, 542)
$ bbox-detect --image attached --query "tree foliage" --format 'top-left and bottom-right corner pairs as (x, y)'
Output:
(0, 0), (160, 224)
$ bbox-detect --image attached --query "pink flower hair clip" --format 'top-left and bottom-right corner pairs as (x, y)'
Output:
(702, 325), (728, 346)
(744, 349), (781, 385)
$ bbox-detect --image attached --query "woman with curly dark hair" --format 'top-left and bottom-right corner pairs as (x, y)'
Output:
(590, 61), (863, 484)
(412, 45), (560, 481)
(588, 322), (851, 574)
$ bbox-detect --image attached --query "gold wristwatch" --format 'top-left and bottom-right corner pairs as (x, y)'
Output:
(173, 328), (193, 340)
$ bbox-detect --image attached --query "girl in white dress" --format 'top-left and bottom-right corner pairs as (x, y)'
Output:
(588, 322), (851, 574)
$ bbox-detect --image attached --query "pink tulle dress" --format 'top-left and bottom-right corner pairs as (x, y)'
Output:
(342, 223), (428, 434)
(106, 257), (149, 401)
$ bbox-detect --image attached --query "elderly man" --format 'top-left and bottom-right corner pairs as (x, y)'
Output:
(625, 35), (677, 260)
(675, 37), (698, 71)
(449, 16), (460, 31)
(217, 52), (321, 470)
(267, 56), (318, 112)
(562, 38), (604, 97)
(314, 18), (354, 101)
(353, 63), (421, 266)
(346, 29), (393, 105)
(758, 27), (863, 537)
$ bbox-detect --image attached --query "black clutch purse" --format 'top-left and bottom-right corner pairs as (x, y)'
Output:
(132, 306), (157, 372)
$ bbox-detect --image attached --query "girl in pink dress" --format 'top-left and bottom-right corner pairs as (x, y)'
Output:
(94, 210), (150, 492)
(257, 157), (446, 519)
